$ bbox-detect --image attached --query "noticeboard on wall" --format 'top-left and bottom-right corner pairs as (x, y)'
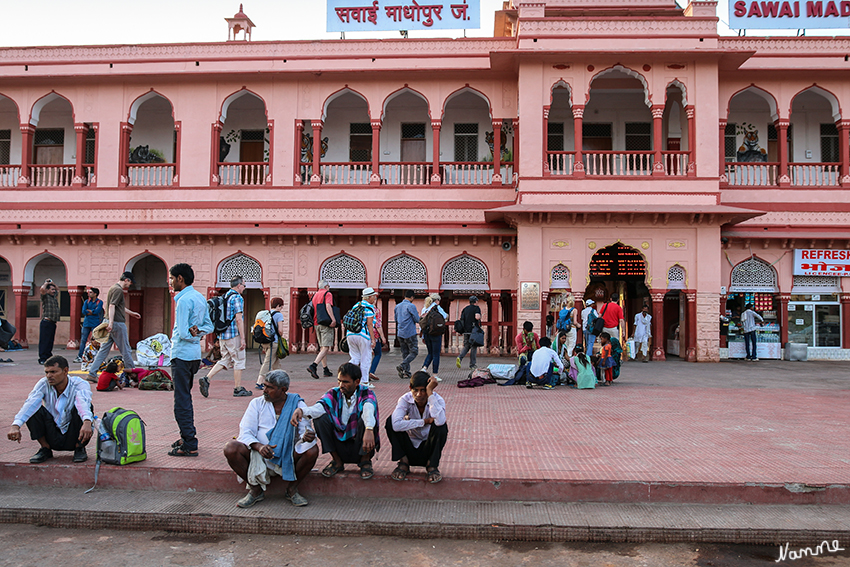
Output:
(520, 282), (540, 311)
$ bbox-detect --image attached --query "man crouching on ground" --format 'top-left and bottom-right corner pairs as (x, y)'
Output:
(223, 370), (318, 508)
(8, 355), (93, 464)
(295, 362), (379, 480)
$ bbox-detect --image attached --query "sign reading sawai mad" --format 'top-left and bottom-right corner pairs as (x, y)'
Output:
(729, 1), (850, 29)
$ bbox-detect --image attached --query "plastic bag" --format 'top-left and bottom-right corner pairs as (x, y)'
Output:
(135, 333), (172, 367)
(487, 364), (517, 380)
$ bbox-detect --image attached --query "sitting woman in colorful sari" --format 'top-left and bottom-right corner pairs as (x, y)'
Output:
(515, 321), (540, 367)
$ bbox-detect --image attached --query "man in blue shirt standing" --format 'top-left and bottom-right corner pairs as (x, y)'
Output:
(167, 263), (214, 457)
(74, 287), (103, 363)
(394, 290), (420, 380)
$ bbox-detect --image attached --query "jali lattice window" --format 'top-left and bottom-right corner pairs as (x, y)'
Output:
(441, 255), (488, 291)
(380, 254), (427, 290)
(791, 275), (840, 294)
(217, 254), (263, 288)
(551, 264), (570, 289)
(320, 254), (367, 289)
(729, 257), (777, 293)
(667, 265), (686, 290)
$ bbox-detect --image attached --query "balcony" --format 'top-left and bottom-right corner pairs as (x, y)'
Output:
(299, 161), (517, 186)
(724, 162), (841, 187)
(218, 162), (268, 186)
(546, 151), (689, 177)
(127, 163), (175, 187)
(0, 166), (21, 187)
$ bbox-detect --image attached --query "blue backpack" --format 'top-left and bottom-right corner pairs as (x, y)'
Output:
(557, 308), (573, 332)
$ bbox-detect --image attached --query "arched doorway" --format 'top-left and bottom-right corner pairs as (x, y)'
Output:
(217, 253), (266, 350)
(0, 256), (10, 323)
(381, 253), (428, 348)
(218, 90), (269, 185)
(24, 252), (69, 348)
(664, 264), (687, 358)
(319, 253), (368, 348)
(128, 92), (177, 186)
(585, 243), (649, 345)
(440, 253), (499, 353)
(127, 253), (170, 346)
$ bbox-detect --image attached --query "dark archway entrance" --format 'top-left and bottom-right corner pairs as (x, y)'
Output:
(585, 243), (650, 345)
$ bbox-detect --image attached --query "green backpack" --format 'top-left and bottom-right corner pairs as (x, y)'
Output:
(342, 302), (366, 333)
(98, 407), (147, 465)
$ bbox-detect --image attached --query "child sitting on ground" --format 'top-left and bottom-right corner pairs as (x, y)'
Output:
(569, 344), (596, 389)
(202, 338), (222, 368)
(97, 361), (124, 391)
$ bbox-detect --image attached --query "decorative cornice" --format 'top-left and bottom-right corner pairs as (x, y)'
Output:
(719, 38), (850, 55)
(519, 18), (717, 36)
(737, 212), (850, 226)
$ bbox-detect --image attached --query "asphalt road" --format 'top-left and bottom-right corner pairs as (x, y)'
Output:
(0, 525), (848, 567)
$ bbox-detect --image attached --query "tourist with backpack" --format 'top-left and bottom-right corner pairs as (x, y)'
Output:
(420, 293), (448, 383)
(556, 296), (579, 359)
(307, 280), (338, 380)
(394, 289), (420, 380)
(455, 296), (482, 370)
(599, 293), (626, 347)
(581, 299), (598, 351)
(199, 276), (251, 398)
(345, 287), (378, 388)
(254, 297), (286, 390)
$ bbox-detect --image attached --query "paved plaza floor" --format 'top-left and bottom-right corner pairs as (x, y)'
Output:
(1, 346), (848, 493)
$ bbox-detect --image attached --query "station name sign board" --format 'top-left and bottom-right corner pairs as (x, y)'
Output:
(794, 248), (850, 276)
(327, 0), (479, 32)
(730, 1), (850, 28)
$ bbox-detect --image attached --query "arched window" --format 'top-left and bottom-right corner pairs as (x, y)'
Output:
(551, 264), (570, 289)
(320, 254), (367, 289)
(380, 254), (427, 290)
(441, 254), (488, 291)
(667, 265), (686, 290)
(729, 257), (778, 293)
(217, 253), (262, 288)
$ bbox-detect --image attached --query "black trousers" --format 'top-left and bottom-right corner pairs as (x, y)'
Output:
(38, 319), (56, 362)
(171, 358), (201, 452)
(26, 406), (89, 451)
(385, 416), (448, 469)
(314, 413), (380, 463)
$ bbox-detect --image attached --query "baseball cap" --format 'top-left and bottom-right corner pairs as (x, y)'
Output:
(585, 299), (594, 306)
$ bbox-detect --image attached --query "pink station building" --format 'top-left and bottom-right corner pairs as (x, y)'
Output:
(1, 0), (849, 362)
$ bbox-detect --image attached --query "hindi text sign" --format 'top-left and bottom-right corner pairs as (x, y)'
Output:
(328, 0), (479, 32)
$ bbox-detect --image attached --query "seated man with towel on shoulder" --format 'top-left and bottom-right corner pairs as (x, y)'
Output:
(223, 370), (318, 509)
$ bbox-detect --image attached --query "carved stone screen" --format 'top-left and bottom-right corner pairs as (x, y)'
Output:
(791, 275), (840, 294)
(217, 253), (262, 288)
(320, 254), (367, 289)
(729, 257), (778, 293)
(550, 264), (570, 289)
(667, 265), (686, 290)
(380, 254), (427, 290)
(441, 255), (489, 291)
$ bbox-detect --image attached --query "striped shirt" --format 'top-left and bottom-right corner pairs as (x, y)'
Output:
(346, 300), (376, 340)
(220, 289), (244, 340)
(41, 293), (60, 322)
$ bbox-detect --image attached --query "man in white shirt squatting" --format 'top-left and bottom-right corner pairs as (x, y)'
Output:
(223, 370), (318, 509)
(8, 355), (94, 464)
(294, 362), (379, 480)
(386, 371), (448, 484)
(526, 337), (565, 390)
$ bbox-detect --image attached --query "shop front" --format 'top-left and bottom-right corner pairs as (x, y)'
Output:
(787, 274), (843, 352)
(725, 257), (781, 359)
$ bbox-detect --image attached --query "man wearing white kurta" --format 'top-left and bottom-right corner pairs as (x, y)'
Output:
(633, 304), (652, 362)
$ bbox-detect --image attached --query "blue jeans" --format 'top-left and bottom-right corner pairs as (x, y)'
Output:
(370, 338), (383, 374)
(744, 331), (758, 360)
(78, 325), (95, 358)
(422, 334), (442, 374)
(529, 361), (557, 386)
(398, 335), (419, 373)
(586, 333), (597, 352)
(172, 358), (201, 452)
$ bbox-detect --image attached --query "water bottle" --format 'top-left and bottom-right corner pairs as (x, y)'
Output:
(97, 416), (109, 442)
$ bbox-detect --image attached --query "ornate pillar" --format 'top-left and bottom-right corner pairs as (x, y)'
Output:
(540, 291), (549, 339)
(211, 121), (223, 186)
(310, 120), (323, 186)
(776, 118), (791, 187)
(572, 105), (585, 177)
(430, 120), (441, 185)
(719, 293), (728, 348)
(686, 107), (696, 177)
(718, 119), (727, 179)
(118, 122), (133, 187)
(18, 124), (33, 187)
(265, 119), (274, 185)
(778, 293), (790, 346)
(294, 121), (305, 185)
(838, 119), (850, 187)
(510, 291), (518, 355)
(173, 122), (182, 186)
(512, 118), (519, 178)
(67, 287), (84, 349)
(685, 290), (697, 362)
(542, 106), (551, 176)
(573, 290), (584, 345)
(289, 288), (300, 353)
(650, 290), (666, 361)
(371, 119), (382, 186)
(652, 104), (666, 177)
(841, 293), (850, 349)
(488, 294), (500, 354)
(12, 286), (29, 347)
(491, 119), (503, 185)
(73, 123), (88, 188)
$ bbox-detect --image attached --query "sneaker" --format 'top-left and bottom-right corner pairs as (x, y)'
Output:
(37, 359), (46, 365)
(73, 446), (88, 463)
(30, 447), (53, 464)
(434, 375), (442, 382)
(286, 490), (309, 507)
(198, 376), (210, 398)
(366, 383), (376, 389)
(73, 356), (83, 363)
(254, 383), (264, 390)
(456, 357), (461, 369)
(543, 384), (555, 390)
(469, 364), (477, 370)
(236, 490), (265, 509)
(753, 358), (760, 361)
(526, 383), (534, 389)
(307, 363), (319, 380)
(396, 364), (406, 379)
(233, 386), (252, 397)
(323, 367), (333, 377)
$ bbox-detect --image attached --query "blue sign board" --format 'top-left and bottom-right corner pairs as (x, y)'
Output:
(327, 0), (480, 32)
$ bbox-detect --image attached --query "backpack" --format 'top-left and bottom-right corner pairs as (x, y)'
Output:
(97, 407), (146, 465)
(557, 308), (573, 332)
(208, 293), (233, 335)
(276, 336), (290, 359)
(342, 302), (366, 333)
(299, 298), (315, 329)
(252, 309), (277, 345)
(422, 307), (447, 336)
(591, 303), (608, 335)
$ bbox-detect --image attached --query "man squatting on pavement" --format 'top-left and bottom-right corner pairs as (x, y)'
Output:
(224, 370), (319, 508)
(8, 355), (94, 464)
(167, 263), (214, 458)
(386, 371), (448, 484)
(294, 362), (380, 480)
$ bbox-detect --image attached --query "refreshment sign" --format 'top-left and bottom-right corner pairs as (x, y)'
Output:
(729, 1), (850, 29)
(327, 0), (479, 32)
(794, 248), (850, 276)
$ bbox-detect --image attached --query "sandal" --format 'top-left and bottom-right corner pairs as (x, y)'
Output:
(167, 446), (198, 457)
(321, 460), (345, 478)
(427, 468), (443, 484)
(171, 439), (183, 449)
(358, 460), (374, 480)
(369, 373), (380, 381)
(391, 462), (409, 481)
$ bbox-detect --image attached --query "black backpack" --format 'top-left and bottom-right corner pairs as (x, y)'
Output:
(591, 303), (609, 335)
(299, 298), (315, 329)
(342, 302), (366, 333)
(422, 307), (447, 336)
(208, 293), (233, 335)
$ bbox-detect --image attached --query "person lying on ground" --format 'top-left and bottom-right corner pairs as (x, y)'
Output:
(223, 370), (319, 508)
(386, 371), (447, 484)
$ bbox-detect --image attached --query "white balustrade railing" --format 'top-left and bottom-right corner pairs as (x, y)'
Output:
(547, 152), (575, 176)
(585, 152), (654, 176)
(379, 162), (432, 185)
(790, 163), (840, 187)
(0, 165), (21, 187)
(724, 163), (777, 186)
(31, 165), (74, 187)
(321, 163), (371, 185)
(218, 162), (268, 186)
(442, 162), (491, 185)
(662, 152), (690, 176)
(128, 164), (175, 187)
